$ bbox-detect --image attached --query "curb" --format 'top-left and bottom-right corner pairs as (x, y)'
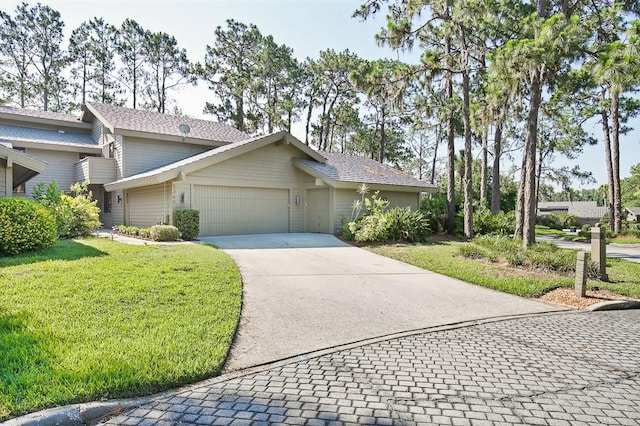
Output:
(8, 307), (638, 426)
(2, 399), (151, 426)
(586, 299), (640, 311)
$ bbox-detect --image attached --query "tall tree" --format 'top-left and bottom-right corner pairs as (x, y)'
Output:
(117, 19), (148, 109)
(143, 31), (193, 113)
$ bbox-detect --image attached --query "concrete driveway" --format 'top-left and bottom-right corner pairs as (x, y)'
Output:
(201, 233), (562, 372)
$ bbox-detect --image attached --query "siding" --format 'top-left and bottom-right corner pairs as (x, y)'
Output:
(0, 160), (6, 196)
(189, 144), (307, 188)
(124, 137), (210, 177)
(24, 148), (78, 195)
(290, 189), (303, 232)
(127, 184), (171, 228)
(92, 121), (103, 144)
(333, 189), (420, 233)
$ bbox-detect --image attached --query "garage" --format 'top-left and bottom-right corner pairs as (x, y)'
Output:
(193, 185), (290, 236)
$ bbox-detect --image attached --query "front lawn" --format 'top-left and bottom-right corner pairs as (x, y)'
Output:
(0, 238), (242, 421)
(368, 240), (640, 299)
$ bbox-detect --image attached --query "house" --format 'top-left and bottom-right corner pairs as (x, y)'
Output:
(625, 207), (640, 223)
(0, 103), (436, 236)
(537, 201), (608, 226)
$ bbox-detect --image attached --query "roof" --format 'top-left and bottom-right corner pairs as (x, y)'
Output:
(83, 102), (250, 144)
(0, 105), (82, 124)
(626, 207), (640, 215)
(104, 131), (325, 191)
(537, 201), (607, 219)
(294, 152), (437, 192)
(0, 145), (48, 188)
(0, 124), (98, 149)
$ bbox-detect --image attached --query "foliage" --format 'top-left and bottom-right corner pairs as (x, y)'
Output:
(621, 163), (640, 207)
(33, 182), (101, 238)
(473, 207), (516, 236)
(0, 197), (57, 256)
(175, 209), (200, 241)
(0, 238), (241, 420)
(385, 207), (431, 242)
(537, 213), (578, 230)
(463, 235), (600, 278)
(420, 193), (448, 233)
(150, 224), (181, 241)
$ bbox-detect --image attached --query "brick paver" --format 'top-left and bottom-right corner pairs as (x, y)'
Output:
(101, 311), (640, 425)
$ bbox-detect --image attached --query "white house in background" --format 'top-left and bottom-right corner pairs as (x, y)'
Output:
(625, 207), (640, 223)
(0, 103), (437, 236)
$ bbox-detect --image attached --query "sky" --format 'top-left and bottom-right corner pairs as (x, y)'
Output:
(2, 0), (638, 187)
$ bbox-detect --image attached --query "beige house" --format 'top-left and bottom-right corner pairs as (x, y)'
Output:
(0, 103), (436, 236)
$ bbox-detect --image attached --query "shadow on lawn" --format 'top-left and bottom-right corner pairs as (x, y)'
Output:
(0, 239), (107, 267)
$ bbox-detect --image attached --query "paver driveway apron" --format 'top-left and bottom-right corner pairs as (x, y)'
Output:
(201, 233), (562, 372)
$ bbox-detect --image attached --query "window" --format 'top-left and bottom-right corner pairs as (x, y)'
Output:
(14, 183), (25, 194)
(103, 191), (112, 213)
(79, 153), (98, 159)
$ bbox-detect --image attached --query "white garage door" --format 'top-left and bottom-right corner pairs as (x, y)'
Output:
(193, 185), (289, 236)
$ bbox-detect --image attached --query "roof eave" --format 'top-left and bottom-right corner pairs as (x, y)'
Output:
(333, 181), (437, 193)
(0, 110), (90, 130)
(8, 139), (102, 153)
(115, 128), (230, 147)
(0, 145), (48, 173)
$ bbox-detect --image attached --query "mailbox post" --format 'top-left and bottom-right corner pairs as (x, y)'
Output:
(591, 224), (608, 281)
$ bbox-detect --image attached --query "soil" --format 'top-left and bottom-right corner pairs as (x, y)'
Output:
(538, 288), (636, 310)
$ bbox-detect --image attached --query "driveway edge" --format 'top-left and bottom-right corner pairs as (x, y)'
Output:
(4, 310), (570, 426)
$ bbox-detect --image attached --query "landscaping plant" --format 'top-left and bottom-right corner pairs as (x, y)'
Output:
(0, 197), (57, 256)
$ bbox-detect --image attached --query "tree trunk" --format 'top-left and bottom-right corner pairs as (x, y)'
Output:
(431, 126), (440, 185)
(480, 126), (488, 207)
(304, 96), (313, 145)
(600, 89), (614, 224)
(380, 106), (386, 163)
(522, 74), (542, 247)
(461, 27), (473, 240)
(490, 122), (502, 213)
(611, 92), (622, 234)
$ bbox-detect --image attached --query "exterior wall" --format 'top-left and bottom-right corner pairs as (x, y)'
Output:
(188, 143), (308, 188)
(0, 160), (6, 196)
(123, 136), (210, 177)
(24, 148), (78, 195)
(75, 157), (116, 184)
(126, 183), (172, 228)
(92, 120), (103, 144)
(333, 188), (421, 233)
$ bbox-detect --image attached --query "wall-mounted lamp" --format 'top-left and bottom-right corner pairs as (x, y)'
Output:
(295, 195), (301, 206)
(117, 195), (122, 204)
(180, 193), (185, 203)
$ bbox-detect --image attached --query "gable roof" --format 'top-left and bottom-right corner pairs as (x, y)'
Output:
(294, 152), (437, 192)
(0, 124), (100, 153)
(104, 131), (325, 191)
(626, 207), (640, 215)
(0, 105), (91, 133)
(0, 145), (48, 188)
(82, 102), (250, 145)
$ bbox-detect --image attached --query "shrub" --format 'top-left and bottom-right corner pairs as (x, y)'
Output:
(350, 214), (388, 242)
(150, 225), (181, 241)
(420, 193), (448, 233)
(459, 244), (497, 261)
(32, 181), (101, 238)
(385, 207), (431, 242)
(0, 197), (57, 256)
(473, 207), (516, 236)
(176, 209), (199, 240)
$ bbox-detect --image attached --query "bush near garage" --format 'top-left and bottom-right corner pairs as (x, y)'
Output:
(176, 209), (200, 240)
(0, 197), (57, 256)
(150, 225), (181, 241)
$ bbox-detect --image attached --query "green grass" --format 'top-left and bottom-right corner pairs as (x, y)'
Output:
(535, 225), (566, 236)
(0, 238), (242, 421)
(368, 240), (640, 299)
(608, 237), (640, 245)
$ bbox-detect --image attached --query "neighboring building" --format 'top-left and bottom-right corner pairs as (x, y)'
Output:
(625, 207), (640, 223)
(537, 201), (608, 226)
(0, 103), (436, 236)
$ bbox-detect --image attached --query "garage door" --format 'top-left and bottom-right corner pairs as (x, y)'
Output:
(192, 185), (289, 236)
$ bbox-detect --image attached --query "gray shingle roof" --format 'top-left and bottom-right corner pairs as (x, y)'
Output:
(626, 207), (640, 214)
(85, 102), (250, 143)
(0, 124), (97, 147)
(0, 105), (82, 123)
(298, 152), (436, 189)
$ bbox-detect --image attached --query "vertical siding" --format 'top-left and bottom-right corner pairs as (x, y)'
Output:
(124, 137), (210, 177)
(111, 190), (123, 225)
(24, 149), (78, 195)
(290, 189), (303, 232)
(127, 184), (171, 228)
(0, 161), (6, 196)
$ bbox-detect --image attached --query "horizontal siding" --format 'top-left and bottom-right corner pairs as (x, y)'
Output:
(25, 148), (78, 195)
(127, 184), (171, 228)
(111, 190), (124, 226)
(75, 157), (115, 184)
(124, 137), (210, 177)
(189, 144), (306, 188)
(92, 121), (103, 144)
(333, 189), (420, 233)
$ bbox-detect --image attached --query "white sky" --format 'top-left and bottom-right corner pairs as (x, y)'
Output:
(2, 0), (637, 186)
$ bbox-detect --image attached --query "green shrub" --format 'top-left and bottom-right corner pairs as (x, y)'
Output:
(473, 207), (516, 236)
(350, 214), (388, 242)
(385, 207), (431, 242)
(32, 182), (101, 238)
(0, 197), (57, 256)
(176, 209), (199, 240)
(459, 244), (497, 261)
(150, 225), (181, 241)
(420, 193), (448, 233)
